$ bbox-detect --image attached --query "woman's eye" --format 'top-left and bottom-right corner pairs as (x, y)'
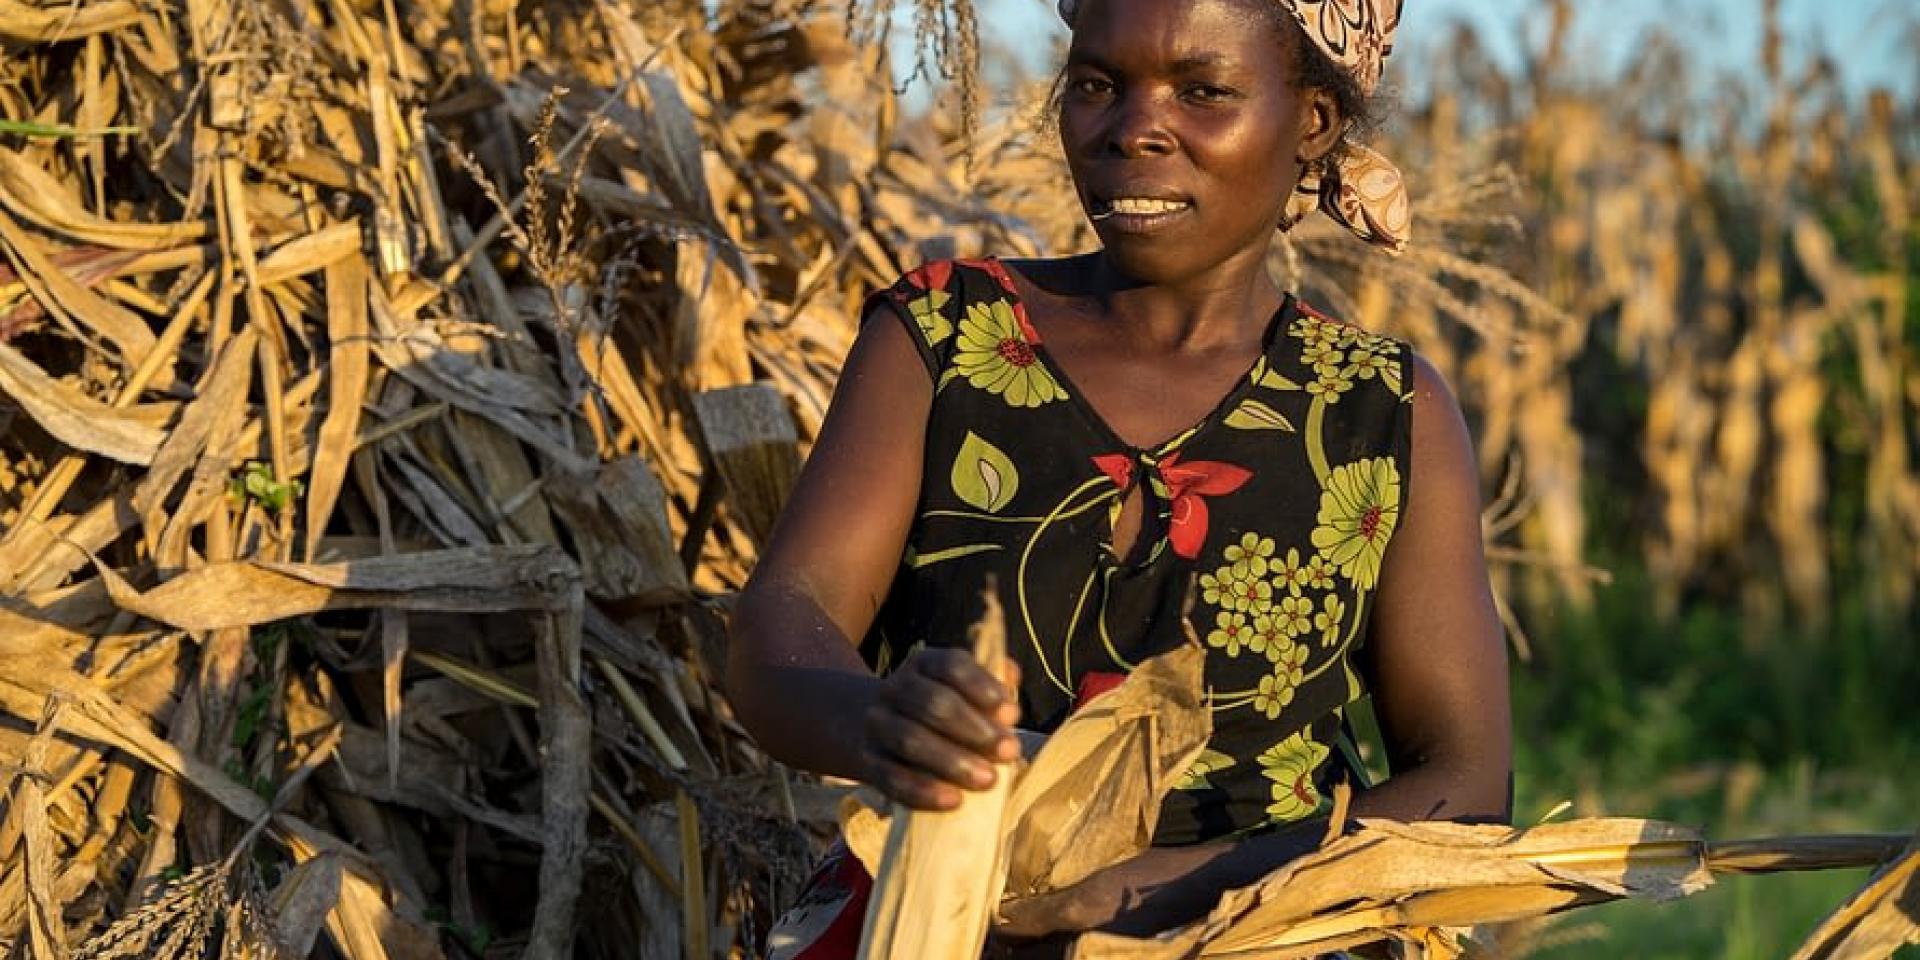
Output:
(1069, 76), (1114, 96)
(1185, 84), (1234, 102)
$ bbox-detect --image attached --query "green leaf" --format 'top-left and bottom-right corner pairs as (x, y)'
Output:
(1252, 357), (1304, 391)
(1224, 398), (1296, 432)
(951, 431), (1019, 512)
(906, 543), (1003, 568)
(232, 461), (304, 511)
(0, 119), (137, 139)
(1175, 748), (1237, 790)
(908, 290), (953, 347)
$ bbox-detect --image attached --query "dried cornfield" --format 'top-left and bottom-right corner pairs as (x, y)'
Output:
(0, 0), (1914, 955)
(1357, 3), (1920, 646)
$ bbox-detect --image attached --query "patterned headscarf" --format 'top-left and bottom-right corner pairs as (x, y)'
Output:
(1055, 0), (1411, 254)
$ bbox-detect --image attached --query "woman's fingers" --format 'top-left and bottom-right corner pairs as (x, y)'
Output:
(886, 664), (1004, 751)
(898, 648), (1021, 760)
(859, 647), (1026, 806)
(867, 699), (998, 790)
(863, 753), (961, 810)
(913, 648), (1013, 712)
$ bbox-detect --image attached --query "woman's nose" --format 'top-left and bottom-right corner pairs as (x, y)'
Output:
(1105, 91), (1174, 157)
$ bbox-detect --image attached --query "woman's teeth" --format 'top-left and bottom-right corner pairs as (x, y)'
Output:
(1106, 197), (1189, 215)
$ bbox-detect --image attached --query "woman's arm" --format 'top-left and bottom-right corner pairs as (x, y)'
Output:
(726, 304), (1021, 809)
(1354, 353), (1512, 822)
(996, 354), (1511, 938)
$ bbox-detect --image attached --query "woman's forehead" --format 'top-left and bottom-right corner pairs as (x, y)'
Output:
(1066, 0), (1290, 64)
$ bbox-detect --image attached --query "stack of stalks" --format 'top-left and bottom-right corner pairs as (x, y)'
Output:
(0, 0), (1070, 954)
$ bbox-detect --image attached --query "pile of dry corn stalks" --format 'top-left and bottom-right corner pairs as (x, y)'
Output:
(0, 0), (1068, 954)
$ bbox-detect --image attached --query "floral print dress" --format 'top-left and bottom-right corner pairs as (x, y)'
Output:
(766, 259), (1414, 958)
(863, 258), (1415, 844)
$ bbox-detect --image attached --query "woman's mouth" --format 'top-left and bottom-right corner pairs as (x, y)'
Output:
(1089, 196), (1194, 232)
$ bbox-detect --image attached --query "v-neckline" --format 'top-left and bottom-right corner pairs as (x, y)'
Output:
(983, 256), (1296, 458)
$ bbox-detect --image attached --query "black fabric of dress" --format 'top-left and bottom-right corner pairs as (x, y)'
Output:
(860, 258), (1415, 845)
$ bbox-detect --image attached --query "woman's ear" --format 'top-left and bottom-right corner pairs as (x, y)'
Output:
(1297, 87), (1345, 164)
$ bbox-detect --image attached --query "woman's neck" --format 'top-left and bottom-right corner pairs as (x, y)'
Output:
(1082, 246), (1286, 351)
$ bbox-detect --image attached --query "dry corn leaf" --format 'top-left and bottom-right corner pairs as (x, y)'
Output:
(131, 325), (258, 536)
(13, 697), (70, 960)
(1789, 835), (1920, 960)
(1073, 819), (1715, 960)
(268, 853), (344, 958)
(0, 339), (166, 464)
(1001, 641), (1210, 897)
(257, 221), (365, 288)
(98, 545), (581, 632)
(546, 456), (690, 604)
(285, 834), (446, 960)
(691, 384), (800, 547)
(307, 255), (372, 561)
(0, 0), (144, 43)
(858, 590), (1017, 960)
(0, 205), (156, 366)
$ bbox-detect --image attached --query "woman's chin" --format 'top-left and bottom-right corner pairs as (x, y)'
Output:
(1091, 229), (1266, 287)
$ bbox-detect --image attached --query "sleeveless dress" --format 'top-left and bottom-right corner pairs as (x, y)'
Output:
(766, 258), (1414, 957)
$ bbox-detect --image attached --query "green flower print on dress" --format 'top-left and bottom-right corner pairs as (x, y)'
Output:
(1306, 363), (1358, 403)
(1223, 532), (1276, 578)
(1273, 595), (1315, 640)
(1201, 532), (1277, 615)
(1290, 303), (1404, 398)
(1310, 457), (1402, 591)
(1302, 553), (1338, 591)
(953, 299), (1065, 408)
(1174, 748), (1237, 791)
(1260, 729), (1331, 822)
(1246, 611), (1291, 659)
(1272, 547), (1313, 596)
(1315, 594), (1348, 648)
(1207, 610), (1258, 657)
(1252, 643), (1309, 718)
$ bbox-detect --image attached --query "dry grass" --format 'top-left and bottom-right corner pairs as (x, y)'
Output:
(0, 0), (1913, 955)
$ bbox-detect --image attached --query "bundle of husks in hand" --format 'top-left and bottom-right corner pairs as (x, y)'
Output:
(846, 605), (1919, 960)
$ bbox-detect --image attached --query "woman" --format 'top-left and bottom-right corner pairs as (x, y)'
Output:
(730, 0), (1510, 950)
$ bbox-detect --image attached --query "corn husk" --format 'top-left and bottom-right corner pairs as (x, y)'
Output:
(1071, 826), (1914, 960)
(857, 588), (1017, 960)
(1789, 835), (1920, 960)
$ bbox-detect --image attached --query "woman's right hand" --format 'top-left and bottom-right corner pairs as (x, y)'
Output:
(860, 650), (1022, 810)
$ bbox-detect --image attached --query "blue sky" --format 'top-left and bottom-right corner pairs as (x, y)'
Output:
(955, 0), (1917, 103)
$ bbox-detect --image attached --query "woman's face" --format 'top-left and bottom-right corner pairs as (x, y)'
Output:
(1059, 0), (1336, 285)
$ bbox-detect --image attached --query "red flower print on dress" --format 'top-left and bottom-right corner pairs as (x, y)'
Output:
(1089, 452), (1253, 560)
(1160, 453), (1253, 559)
(1091, 453), (1135, 490)
(904, 259), (954, 294)
(967, 258), (1042, 343)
